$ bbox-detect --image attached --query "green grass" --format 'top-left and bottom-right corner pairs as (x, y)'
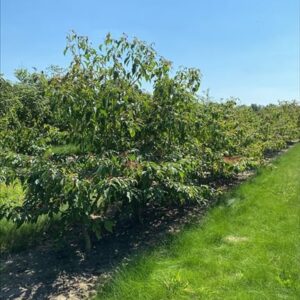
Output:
(96, 144), (300, 300)
(44, 143), (82, 156)
(0, 181), (53, 253)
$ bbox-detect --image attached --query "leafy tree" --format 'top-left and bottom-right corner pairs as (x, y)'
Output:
(0, 32), (299, 251)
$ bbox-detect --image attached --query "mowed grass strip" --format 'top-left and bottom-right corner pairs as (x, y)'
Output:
(96, 144), (300, 300)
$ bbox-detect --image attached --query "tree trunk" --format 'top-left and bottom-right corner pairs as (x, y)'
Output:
(82, 226), (92, 252)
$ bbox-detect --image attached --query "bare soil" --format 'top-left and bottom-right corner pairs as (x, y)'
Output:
(1, 201), (218, 299)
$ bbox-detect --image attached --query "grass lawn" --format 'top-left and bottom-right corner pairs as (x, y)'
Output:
(96, 144), (300, 300)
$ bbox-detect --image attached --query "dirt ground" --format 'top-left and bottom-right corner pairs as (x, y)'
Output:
(1, 203), (216, 299)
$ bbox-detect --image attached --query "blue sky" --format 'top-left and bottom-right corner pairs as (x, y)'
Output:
(1, 0), (299, 104)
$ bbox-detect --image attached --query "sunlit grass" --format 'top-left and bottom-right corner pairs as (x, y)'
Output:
(96, 144), (300, 299)
(44, 143), (82, 156)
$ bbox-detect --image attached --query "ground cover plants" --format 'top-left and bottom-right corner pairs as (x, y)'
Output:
(0, 32), (299, 253)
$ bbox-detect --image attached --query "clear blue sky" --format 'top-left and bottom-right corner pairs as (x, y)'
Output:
(1, 0), (299, 104)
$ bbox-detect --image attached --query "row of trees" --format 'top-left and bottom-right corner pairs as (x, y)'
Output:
(1, 33), (299, 250)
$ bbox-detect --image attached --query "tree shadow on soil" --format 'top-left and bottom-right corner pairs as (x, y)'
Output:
(0, 201), (213, 300)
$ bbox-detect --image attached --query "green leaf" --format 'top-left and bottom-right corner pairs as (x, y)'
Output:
(104, 220), (114, 233)
(129, 128), (136, 138)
